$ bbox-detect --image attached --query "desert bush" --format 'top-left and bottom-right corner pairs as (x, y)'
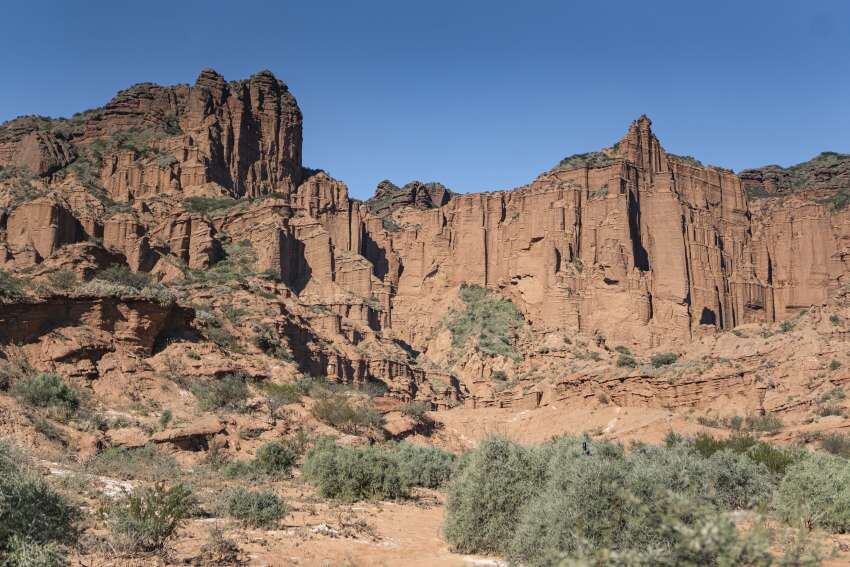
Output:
(311, 393), (384, 434)
(85, 444), (180, 481)
(688, 433), (798, 475)
(829, 359), (842, 371)
(3, 536), (68, 567)
(443, 436), (548, 554)
(705, 449), (774, 509)
(263, 382), (303, 405)
(616, 353), (636, 368)
(183, 196), (238, 215)
(11, 373), (79, 415)
(0, 443), (79, 556)
(221, 487), (288, 528)
(251, 322), (292, 360)
(96, 265), (151, 289)
(394, 442), (455, 489)
(816, 403), (846, 417)
(158, 409), (172, 429)
(650, 352), (678, 368)
(47, 270), (77, 291)
(0, 270), (24, 301)
(107, 483), (195, 552)
(252, 441), (297, 477)
(381, 216), (401, 232)
(775, 452), (850, 532)
(197, 526), (240, 565)
(779, 320), (795, 333)
(830, 314), (842, 325)
(192, 373), (249, 412)
(746, 413), (784, 433)
(820, 432), (850, 458)
(446, 284), (524, 360)
(185, 240), (256, 286)
(399, 400), (429, 423)
(302, 437), (408, 501)
(826, 189), (850, 212)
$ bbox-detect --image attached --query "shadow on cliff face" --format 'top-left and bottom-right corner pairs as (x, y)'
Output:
(280, 317), (328, 378)
(627, 188), (650, 271)
(0, 296), (196, 356)
(280, 233), (311, 294)
(361, 229), (389, 281)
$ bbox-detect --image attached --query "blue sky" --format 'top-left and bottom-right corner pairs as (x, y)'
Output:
(2, 1), (848, 199)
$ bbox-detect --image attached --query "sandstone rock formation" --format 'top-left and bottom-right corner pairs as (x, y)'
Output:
(1, 70), (849, 411)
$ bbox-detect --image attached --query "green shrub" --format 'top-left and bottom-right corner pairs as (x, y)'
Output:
(746, 413), (784, 433)
(192, 373), (249, 412)
(222, 488), (287, 528)
(251, 323), (292, 360)
(688, 433), (798, 475)
(399, 401), (429, 423)
(820, 432), (850, 458)
(311, 393), (384, 434)
(446, 284), (524, 360)
(4, 536), (68, 567)
(650, 352), (678, 368)
(381, 216), (401, 232)
(776, 452), (850, 532)
(262, 383), (303, 421)
(443, 436), (548, 554)
(46, 270), (77, 291)
(185, 240), (256, 286)
(11, 373), (79, 415)
(830, 359), (842, 371)
(183, 196), (238, 215)
(616, 353), (637, 368)
(826, 189), (850, 212)
(830, 314), (842, 326)
(816, 403), (846, 417)
(107, 483), (195, 552)
(253, 441), (297, 478)
(96, 265), (151, 289)
(85, 445), (180, 481)
(780, 320), (795, 333)
(745, 185), (772, 199)
(0, 446), (79, 554)
(394, 442), (455, 489)
(303, 437), (408, 501)
(705, 450), (774, 509)
(0, 270), (24, 301)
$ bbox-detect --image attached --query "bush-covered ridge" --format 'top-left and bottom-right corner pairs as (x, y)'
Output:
(553, 151), (615, 171)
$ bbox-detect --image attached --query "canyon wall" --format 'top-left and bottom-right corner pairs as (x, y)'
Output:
(2, 70), (849, 359)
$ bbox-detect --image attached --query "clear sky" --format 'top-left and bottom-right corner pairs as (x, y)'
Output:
(2, 1), (848, 199)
